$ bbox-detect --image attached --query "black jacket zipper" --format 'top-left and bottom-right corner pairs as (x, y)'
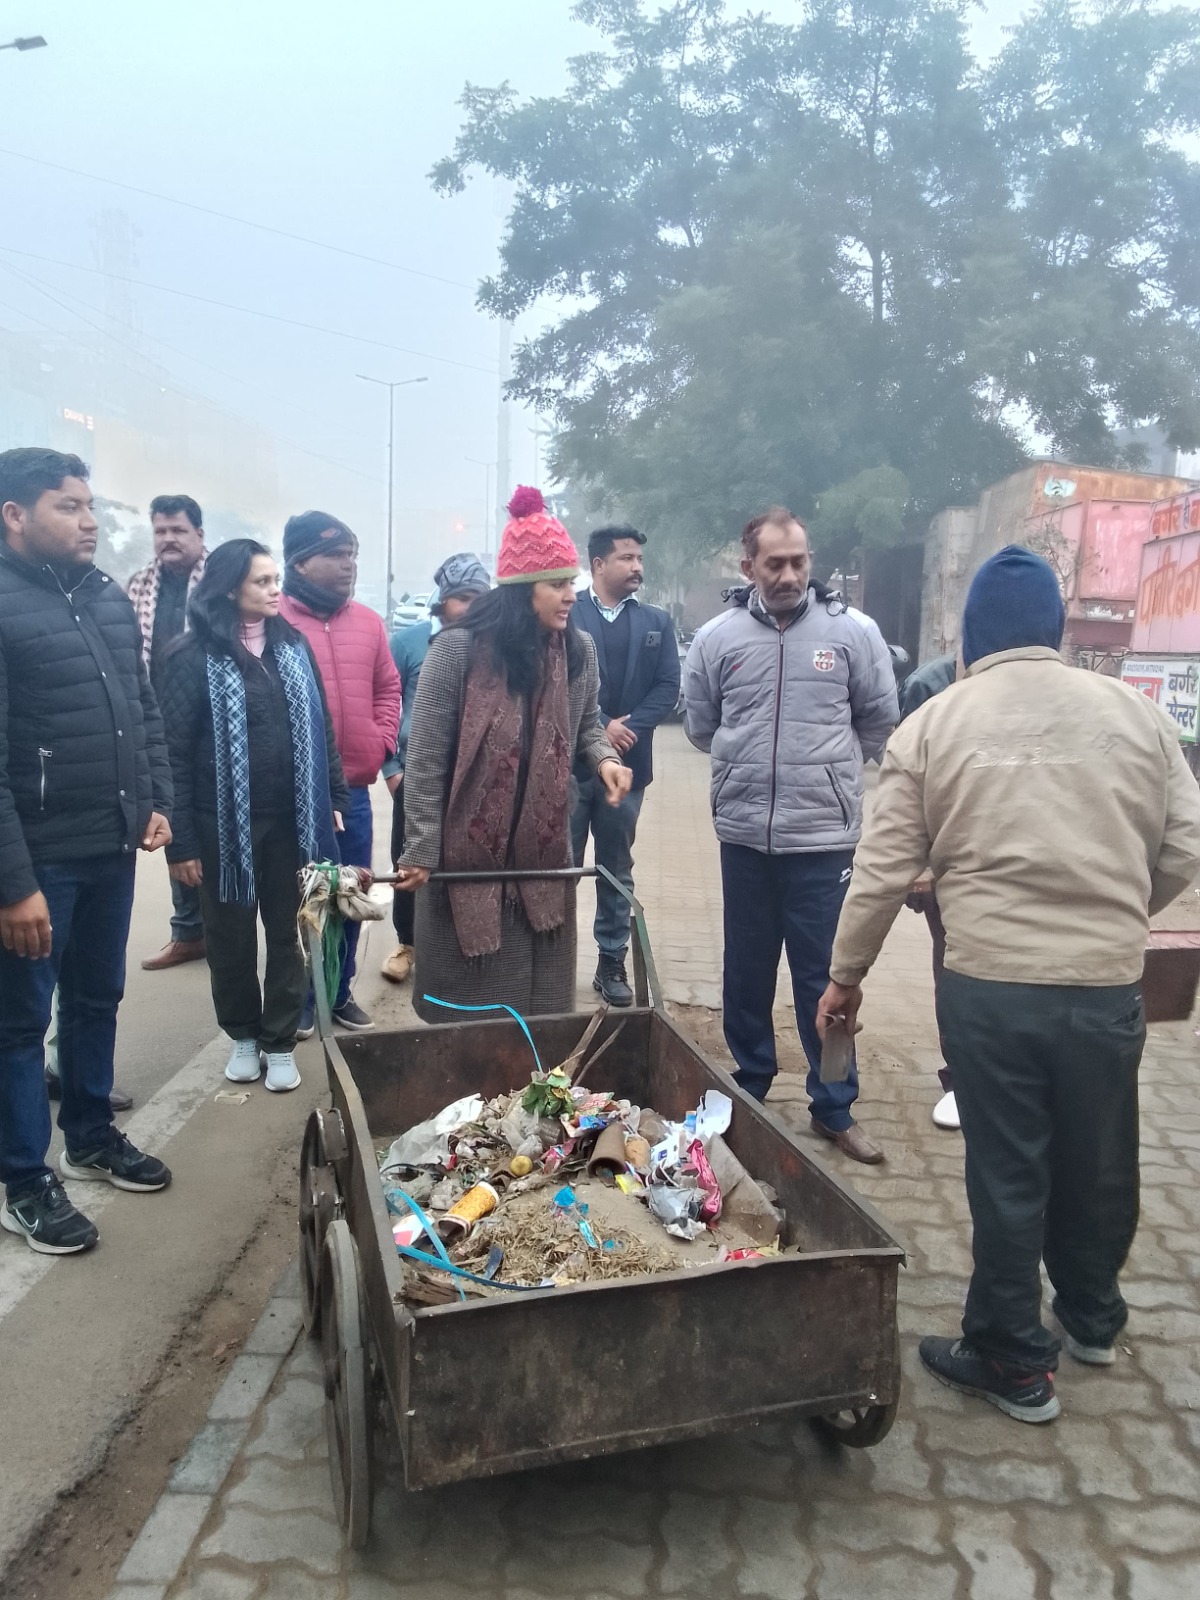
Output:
(766, 630), (785, 852)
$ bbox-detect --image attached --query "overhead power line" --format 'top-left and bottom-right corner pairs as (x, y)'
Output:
(0, 144), (477, 292)
(0, 262), (386, 488)
(0, 245), (499, 377)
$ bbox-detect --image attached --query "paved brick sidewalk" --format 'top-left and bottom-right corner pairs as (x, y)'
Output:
(110, 727), (1200, 1600)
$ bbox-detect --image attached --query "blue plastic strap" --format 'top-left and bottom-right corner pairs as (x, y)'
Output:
(394, 1241), (545, 1293)
(421, 994), (542, 1074)
(387, 1185), (466, 1300)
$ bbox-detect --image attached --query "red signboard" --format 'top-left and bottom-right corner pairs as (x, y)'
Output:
(1131, 528), (1200, 655)
(1149, 490), (1200, 541)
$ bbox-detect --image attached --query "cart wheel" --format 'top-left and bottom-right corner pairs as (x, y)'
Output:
(320, 1219), (372, 1548)
(812, 1396), (899, 1449)
(299, 1111), (341, 1336)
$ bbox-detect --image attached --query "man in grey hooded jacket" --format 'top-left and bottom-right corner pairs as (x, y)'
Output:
(685, 507), (898, 1163)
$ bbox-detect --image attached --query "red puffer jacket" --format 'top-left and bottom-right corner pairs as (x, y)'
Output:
(279, 595), (401, 787)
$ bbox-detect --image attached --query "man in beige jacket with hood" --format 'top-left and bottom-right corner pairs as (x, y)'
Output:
(819, 545), (1200, 1424)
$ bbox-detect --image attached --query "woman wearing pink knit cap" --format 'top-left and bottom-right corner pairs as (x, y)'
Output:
(394, 489), (630, 1020)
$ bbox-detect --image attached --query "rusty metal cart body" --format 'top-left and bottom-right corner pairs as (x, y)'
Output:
(299, 874), (905, 1546)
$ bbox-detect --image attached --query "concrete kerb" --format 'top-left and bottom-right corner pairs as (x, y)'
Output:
(108, 1259), (304, 1597)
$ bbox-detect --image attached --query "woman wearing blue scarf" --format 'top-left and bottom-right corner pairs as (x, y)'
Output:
(159, 540), (348, 1092)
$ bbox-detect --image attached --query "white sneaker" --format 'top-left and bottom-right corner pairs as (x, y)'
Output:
(1062, 1330), (1117, 1366)
(932, 1090), (961, 1130)
(264, 1051), (301, 1093)
(225, 1039), (261, 1083)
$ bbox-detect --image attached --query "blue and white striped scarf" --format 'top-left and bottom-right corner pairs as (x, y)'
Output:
(206, 642), (337, 905)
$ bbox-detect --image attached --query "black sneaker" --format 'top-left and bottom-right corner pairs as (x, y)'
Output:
(919, 1335), (1060, 1423)
(295, 996), (316, 1041)
(1, 1174), (98, 1254)
(60, 1130), (171, 1193)
(332, 998), (374, 1031)
(593, 953), (634, 1007)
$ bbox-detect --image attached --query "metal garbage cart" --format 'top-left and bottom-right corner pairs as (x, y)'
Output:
(299, 869), (905, 1546)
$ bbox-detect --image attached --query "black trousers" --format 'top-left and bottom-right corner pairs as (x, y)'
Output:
(389, 781), (415, 945)
(937, 969), (1144, 1370)
(196, 812), (307, 1051)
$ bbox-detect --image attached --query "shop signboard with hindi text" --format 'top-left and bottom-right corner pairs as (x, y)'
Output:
(1120, 657), (1200, 745)
(1131, 524), (1200, 657)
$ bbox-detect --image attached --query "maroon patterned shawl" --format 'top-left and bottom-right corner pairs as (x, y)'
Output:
(442, 632), (572, 958)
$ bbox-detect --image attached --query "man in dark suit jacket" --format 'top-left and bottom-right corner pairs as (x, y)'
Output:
(571, 524), (680, 1004)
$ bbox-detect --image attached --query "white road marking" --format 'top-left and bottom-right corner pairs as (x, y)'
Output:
(0, 1034), (228, 1324)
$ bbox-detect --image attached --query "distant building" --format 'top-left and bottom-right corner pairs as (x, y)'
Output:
(921, 460), (1200, 668)
(0, 323), (285, 548)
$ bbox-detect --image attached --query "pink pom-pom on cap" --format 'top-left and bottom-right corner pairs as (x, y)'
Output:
(506, 485), (546, 519)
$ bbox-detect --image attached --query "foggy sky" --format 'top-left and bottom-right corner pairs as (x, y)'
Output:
(1, 1), (1020, 596)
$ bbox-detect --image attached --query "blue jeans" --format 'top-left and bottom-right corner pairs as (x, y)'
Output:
(571, 777), (645, 957)
(334, 786), (373, 1007)
(0, 854), (136, 1196)
(720, 842), (859, 1130)
(170, 873), (204, 943)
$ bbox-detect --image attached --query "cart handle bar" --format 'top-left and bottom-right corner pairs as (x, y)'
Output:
(379, 863), (661, 1010)
(374, 867), (596, 883)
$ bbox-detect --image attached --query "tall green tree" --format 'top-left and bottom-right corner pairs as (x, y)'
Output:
(435, 0), (1200, 571)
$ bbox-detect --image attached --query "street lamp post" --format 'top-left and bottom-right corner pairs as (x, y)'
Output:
(357, 373), (428, 620)
(0, 36), (48, 51)
(465, 456), (496, 559)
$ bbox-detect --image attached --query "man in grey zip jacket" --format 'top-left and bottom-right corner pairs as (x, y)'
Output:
(685, 506), (898, 1163)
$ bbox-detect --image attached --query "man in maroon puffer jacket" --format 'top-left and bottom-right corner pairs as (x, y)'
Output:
(279, 512), (400, 1031)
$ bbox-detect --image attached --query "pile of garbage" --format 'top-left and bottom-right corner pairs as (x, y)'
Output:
(376, 1019), (788, 1305)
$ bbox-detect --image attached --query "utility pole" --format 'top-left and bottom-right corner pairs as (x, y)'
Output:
(357, 374), (428, 618)
(495, 322), (512, 545)
(466, 456), (496, 559)
(529, 421), (554, 486)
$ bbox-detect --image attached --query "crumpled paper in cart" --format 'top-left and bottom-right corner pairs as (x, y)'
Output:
(381, 1095), (485, 1171)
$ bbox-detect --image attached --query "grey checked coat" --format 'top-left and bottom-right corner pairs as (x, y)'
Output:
(401, 625), (617, 1021)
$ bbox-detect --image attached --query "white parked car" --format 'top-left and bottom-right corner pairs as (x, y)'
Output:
(391, 592), (433, 628)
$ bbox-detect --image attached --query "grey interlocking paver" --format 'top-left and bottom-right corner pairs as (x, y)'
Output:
(241, 1372), (324, 1460)
(940, 1455), (1070, 1504)
(809, 1496), (943, 1554)
(168, 1422), (252, 1496)
(117, 1494), (213, 1584)
(168, 1570), (258, 1600)
(951, 1508), (1038, 1600)
(1126, 1557), (1200, 1600)
(242, 1297), (303, 1355)
(1065, 1417), (1142, 1501)
(660, 1490), (737, 1594)
(811, 1550), (960, 1600)
(731, 1497), (810, 1598)
(197, 1504), (343, 1574)
(109, 731), (1200, 1600)
(223, 1456), (336, 1513)
(1024, 1509), (1118, 1600)
(508, 1528), (653, 1597)
(1105, 1501), (1200, 1553)
(207, 1355), (285, 1423)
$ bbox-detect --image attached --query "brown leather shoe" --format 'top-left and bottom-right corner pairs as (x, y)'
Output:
(45, 1067), (133, 1114)
(141, 938), (206, 971)
(811, 1119), (885, 1165)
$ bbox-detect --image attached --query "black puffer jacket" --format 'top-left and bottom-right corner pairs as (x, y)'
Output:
(0, 541), (172, 906)
(157, 631), (350, 864)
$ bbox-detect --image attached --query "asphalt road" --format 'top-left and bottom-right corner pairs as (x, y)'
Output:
(0, 788), (398, 1581)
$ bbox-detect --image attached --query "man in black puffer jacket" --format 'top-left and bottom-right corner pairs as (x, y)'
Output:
(0, 448), (174, 1257)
